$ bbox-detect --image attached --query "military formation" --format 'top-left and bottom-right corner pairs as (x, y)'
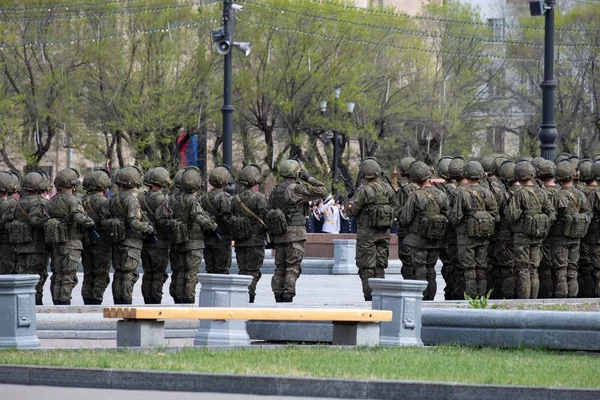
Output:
(0, 152), (599, 305)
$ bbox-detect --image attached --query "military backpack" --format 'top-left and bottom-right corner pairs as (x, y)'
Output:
(44, 218), (69, 244)
(9, 202), (32, 244)
(561, 191), (591, 238)
(521, 188), (551, 239)
(464, 189), (495, 239)
(417, 189), (448, 240)
(367, 182), (394, 229)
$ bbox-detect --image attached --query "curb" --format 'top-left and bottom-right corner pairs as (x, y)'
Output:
(0, 365), (598, 399)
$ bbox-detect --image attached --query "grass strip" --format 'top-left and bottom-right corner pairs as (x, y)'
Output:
(0, 346), (598, 388)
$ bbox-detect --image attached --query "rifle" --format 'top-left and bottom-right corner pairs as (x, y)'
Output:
(383, 173), (408, 199)
(87, 227), (100, 245)
(432, 181), (456, 203)
(341, 174), (356, 199)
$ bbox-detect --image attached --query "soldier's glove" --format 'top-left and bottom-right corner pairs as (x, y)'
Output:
(299, 171), (311, 182)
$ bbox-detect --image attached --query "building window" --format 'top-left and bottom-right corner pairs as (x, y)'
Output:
(488, 18), (506, 42)
(487, 127), (505, 153)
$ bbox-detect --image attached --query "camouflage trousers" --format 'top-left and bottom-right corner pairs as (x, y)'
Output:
(50, 245), (81, 304)
(440, 236), (459, 300)
(544, 241), (580, 298)
(514, 242), (542, 299)
(16, 252), (49, 305)
(170, 249), (202, 303)
(487, 240), (497, 298)
(81, 242), (111, 304)
(111, 245), (141, 304)
(404, 245), (439, 301)
(235, 245), (265, 299)
(578, 242), (594, 298)
(493, 238), (515, 299)
(357, 237), (389, 299)
(397, 235), (412, 280)
(272, 241), (305, 298)
(204, 240), (232, 274)
(455, 240), (489, 299)
(141, 245), (169, 304)
(538, 241), (553, 299)
(0, 244), (16, 274)
(588, 244), (600, 297)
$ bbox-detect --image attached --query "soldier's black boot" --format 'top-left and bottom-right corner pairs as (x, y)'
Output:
(63, 300), (71, 306)
(281, 295), (293, 303)
(274, 294), (283, 303)
(364, 295), (373, 301)
(90, 299), (102, 305)
(121, 299), (133, 305)
(183, 298), (195, 304)
(249, 294), (255, 304)
(83, 297), (93, 305)
(173, 298), (182, 304)
(36, 295), (43, 306)
(113, 298), (123, 305)
(151, 297), (162, 304)
(143, 297), (151, 305)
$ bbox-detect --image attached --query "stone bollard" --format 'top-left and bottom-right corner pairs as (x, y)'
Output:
(331, 239), (357, 275)
(0, 275), (41, 348)
(194, 273), (253, 347)
(370, 278), (427, 346)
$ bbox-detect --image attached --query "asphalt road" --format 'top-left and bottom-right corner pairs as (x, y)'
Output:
(1, 384), (345, 400)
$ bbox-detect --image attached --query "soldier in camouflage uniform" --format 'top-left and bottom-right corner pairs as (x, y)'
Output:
(11, 171), (52, 304)
(170, 167), (218, 304)
(589, 161), (600, 297)
(578, 159), (597, 298)
(399, 161), (450, 300)
(46, 169), (95, 305)
(0, 171), (20, 275)
(168, 169), (185, 287)
(140, 167), (172, 304)
(395, 157), (418, 280)
(446, 157), (466, 299)
(109, 166), (155, 304)
(538, 160), (560, 298)
(269, 160), (327, 302)
(81, 169), (112, 305)
(492, 161), (519, 299)
(544, 161), (591, 298)
(449, 161), (499, 298)
(346, 158), (397, 301)
(232, 164), (271, 303)
(509, 161), (556, 299)
(201, 166), (233, 274)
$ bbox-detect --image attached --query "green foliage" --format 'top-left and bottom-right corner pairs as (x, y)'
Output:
(464, 289), (493, 309)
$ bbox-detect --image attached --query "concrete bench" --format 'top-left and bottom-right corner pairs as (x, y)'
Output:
(104, 307), (392, 348)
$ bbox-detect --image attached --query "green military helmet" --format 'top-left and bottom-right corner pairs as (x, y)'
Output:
(360, 157), (382, 180)
(537, 160), (556, 179)
(114, 165), (143, 189)
(83, 169), (111, 191)
(22, 171), (48, 192)
(592, 161), (600, 181)
(554, 152), (571, 164)
(54, 168), (80, 189)
(479, 156), (495, 174)
(409, 161), (432, 183)
(520, 156), (533, 163)
(279, 159), (301, 179)
(399, 157), (416, 177)
(237, 164), (262, 187)
(448, 157), (466, 181)
(531, 156), (545, 171)
(514, 160), (536, 181)
(0, 170), (19, 194)
(208, 165), (231, 188)
(436, 157), (452, 179)
(144, 167), (171, 189)
(555, 160), (576, 182)
(181, 166), (202, 193)
(578, 159), (594, 182)
(493, 156), (509, 176)
(173, 168), (185, 189)
(593, 154), (600, 163)
(568, 155), (580, 172)
(499, 161), (516, 183)
(464, 160), (485, 180)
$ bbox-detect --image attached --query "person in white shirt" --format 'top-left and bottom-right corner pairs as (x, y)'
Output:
(319, 195), (341, 234)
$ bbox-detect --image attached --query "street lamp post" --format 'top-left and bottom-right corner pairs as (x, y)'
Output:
(530, 0), (557, 160)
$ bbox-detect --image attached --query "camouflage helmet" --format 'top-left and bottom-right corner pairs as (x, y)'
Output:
(83, 169), (111, 191)
(514, 160), (536, 181)
(537, 160), (556, 180)
(181, 166), (202, 193)
(436, 157), (452, 179)
(279, 159), (301, 179)
(578, 159), (594, 182)
(555, 160), (576, 182)
(399, 157), (416, 177)
(568, 155), (580, 172)
(114, 165), (143, 189)
(0, 170), (19, 194)
(593, 154), (600, 163)
(592, 161), (600, 181)
(22, 171), (50, 192)
(464, 161), (485, 180)
(54, 168), (81, 189)
(237, 164), (262, 187)
(144, 167), (171, 189)
(499, 161), (516, 183)
(554, 152), (571, 164)
(520, 156), (533, 163)
(479, 156), (495, 174)
(531, 157), (545, 172)
(208, 165), (231, 188)
(409, 161), (432, 183)
(493, 156), (508, 175)
(360, 157), (382, 180)
(448, 157), (466, 180)
(173, 169), (185, 189)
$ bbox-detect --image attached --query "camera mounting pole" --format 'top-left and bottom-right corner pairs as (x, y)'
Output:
(221, 0), (234, 168)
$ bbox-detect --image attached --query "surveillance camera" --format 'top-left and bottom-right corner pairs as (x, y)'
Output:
(231, 4), (243, 11)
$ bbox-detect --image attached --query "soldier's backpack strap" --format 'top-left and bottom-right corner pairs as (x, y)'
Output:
(204, 193), (220, 216)
(17, 201), (29, 218)
(420, 189), (440, 213)
(526, 188), (542, 209)
(235, 194), (267, 228)
(565, 190), (580, 210)
(465, 188), (485, 210)
(83, 196), (100, 222)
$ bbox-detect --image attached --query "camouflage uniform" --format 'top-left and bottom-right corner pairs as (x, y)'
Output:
(396, 157), (419, 280)
(232, 164), (271, 302)
(46, 169), (95, 305)
(509, 161), (556, 299)
(0, 171), (19, 275)
(170, 167), (218, 304)
(449, 162), (499, 298)
(109, 166), (154, 304)
(577, 159), (596, 298)
(347, 158), (397, 301)
(168, 169), (185, 289)
(589, 160), (600, 297)
(445, 157), (466, 299)
(399, 162), (450, 300)
(270, 160), (327, 302)
(201, 166), (234, 274)
(538, 161), (560, 298)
